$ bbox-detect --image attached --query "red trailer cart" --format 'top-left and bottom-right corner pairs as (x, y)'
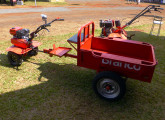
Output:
(44, 21), (157, 101)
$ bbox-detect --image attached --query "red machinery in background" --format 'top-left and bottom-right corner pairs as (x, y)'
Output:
(100, 5), (164, 39)
(44, 21), (157, 101)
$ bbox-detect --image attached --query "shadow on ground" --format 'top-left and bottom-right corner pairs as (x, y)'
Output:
(0, 53), (13, 68)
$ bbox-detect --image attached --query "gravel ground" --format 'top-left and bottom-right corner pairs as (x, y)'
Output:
(72, 6), (144, 11)
(0, 7), (71, 14)
(0, 6), (144, 14)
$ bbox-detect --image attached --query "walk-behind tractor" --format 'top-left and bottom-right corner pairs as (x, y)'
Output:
(6, 15), (64, 66)
(100, 5), (163, 39)
(43, 20), (157, 101)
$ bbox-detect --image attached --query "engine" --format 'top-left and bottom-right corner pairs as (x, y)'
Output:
(100, 19), (114, 37)
(10, 27), (30, 48)
(10, 27), (30, 40)
(100, 19), (114, 28)
(100, 19), (121, 37)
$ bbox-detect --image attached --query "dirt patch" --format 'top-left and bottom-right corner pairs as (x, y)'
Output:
(0, 12), (38, 17)
(0, 0), (164, 42)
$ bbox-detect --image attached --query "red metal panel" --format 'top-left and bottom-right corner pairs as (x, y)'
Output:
(7, 41), (41, 55)
(6, 46), (32, 55)
(77, 21), (95, 51)
(11, 38), (28, 49)
(10, 27), (22, 35)
(77, 21), (95, 66)
(49, 47), (71, 57)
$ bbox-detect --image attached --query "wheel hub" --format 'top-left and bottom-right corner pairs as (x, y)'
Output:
(105, 85), (111, 91)
(97, 78), (120, 99)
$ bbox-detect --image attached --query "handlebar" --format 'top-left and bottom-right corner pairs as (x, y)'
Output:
(150, 5), (160, 7)
(48, 18), (64, 25)
(154, 7), (164, 11)
(29, 18), (64, 41)
(158, 8), (164, 10)
(37, 18), (64, 33)
(125, 5), (163, 27)
(149, 5), (164, 11)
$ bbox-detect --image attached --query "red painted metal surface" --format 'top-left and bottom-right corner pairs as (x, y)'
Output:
(49, 47), (72, 57)
(10, 27), (22, 35)
(6, 41), (41, 55)
(77, 22), (157, 83)
(11, 38), (28, 49)
(108, 33), (127, 40)
(43, 44), (72, 57)
(6, 46), (32, 55)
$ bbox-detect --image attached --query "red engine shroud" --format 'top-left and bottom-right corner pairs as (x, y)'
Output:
(10, 27), (23, 36)
(11, 38), (28, 49)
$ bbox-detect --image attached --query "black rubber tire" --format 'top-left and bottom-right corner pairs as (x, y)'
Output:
(28, 47), (38, 56)
(93, 71), (126, 101)
(7, 51), (23, 66)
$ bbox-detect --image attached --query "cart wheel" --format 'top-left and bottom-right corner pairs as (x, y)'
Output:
(28, 47), (38, 56)
(93, 71), (126, 101)
(7, 51), (23, 66)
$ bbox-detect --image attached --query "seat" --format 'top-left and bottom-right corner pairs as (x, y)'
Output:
(67, 33), (84, 44)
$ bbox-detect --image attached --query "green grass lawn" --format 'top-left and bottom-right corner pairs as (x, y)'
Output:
(0, 24), (165, 120)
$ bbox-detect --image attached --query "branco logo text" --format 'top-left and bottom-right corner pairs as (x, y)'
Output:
(102, 59), (141, 71)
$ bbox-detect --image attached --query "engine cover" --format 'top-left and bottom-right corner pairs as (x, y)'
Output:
(11, 38), (28, 49)
(10, 27), (23, 36)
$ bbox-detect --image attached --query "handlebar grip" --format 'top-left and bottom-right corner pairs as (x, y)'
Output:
(56, 19), (64, 21)
(150, 5), (160, 9)
(154, 7), (164, 11)
(154, 5), (160, 7)
(45, 24), (51, 26)
(48, 18), (64, 24)
(158, 8), (164, 10)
